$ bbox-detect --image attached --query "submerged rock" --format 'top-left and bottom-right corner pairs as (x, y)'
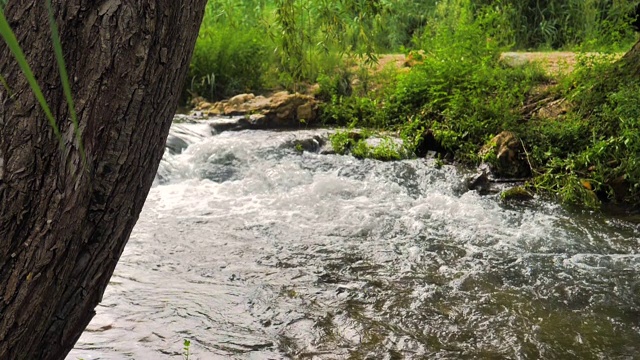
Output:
(280, 134), (327, 153)
(467, 170), (492, 194)
(165, 135), (189, 155)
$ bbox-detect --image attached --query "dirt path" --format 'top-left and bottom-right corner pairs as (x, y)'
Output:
(501, 52), (579, 74)
(500, 51), (622, 74)
(375, 52), (622, 75)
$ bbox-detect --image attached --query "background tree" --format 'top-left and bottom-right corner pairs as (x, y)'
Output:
(0, 1), (207, 359)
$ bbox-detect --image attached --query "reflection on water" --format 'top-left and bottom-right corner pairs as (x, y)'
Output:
(69, 120), (640, 359)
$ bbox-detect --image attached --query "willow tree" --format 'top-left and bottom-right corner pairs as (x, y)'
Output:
(0, 1), (206, 359)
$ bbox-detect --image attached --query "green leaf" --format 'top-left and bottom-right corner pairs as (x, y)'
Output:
(0, 73), (12, 97)
(47, 0), (86, 165)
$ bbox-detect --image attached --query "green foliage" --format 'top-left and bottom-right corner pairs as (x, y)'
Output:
(188, 0), (638, 103)
(473, 0), (638, 51)
(329, 130), (352, 154)
(202, 0), (266, 29)
(267, 0), (381, 89)
(370, 0), (437, 51)
(531, 59), (640, 205)
(316, 70), (353, 101)
(320, 0), (640, 208)
(329, 130), (408, 161)
(183, 339), (191, 360)
(188, 0), (383, 100)
(271, 0), (307, 84)
(368, 138), (406, 161)
(322, 1), (546, 159)
(320, 95), (381, 127)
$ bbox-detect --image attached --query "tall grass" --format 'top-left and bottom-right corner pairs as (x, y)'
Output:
(187, 0), (385, 100)
(189, 25), (269, 100)
(186, 0), (639, 102)
(480, 0), (638, 51)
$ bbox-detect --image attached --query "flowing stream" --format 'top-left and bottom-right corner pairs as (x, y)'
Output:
(69, 119), (640, 359)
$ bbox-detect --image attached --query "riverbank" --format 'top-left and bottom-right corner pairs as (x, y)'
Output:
(184, 50), (639, 210)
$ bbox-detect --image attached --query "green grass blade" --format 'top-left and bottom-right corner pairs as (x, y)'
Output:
(47, 0), (86, 165)
(0, 73), (12, 97)
(0, 7), (63, 147)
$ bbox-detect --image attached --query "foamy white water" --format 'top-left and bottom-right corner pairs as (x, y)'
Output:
(69, 119), (640, 359)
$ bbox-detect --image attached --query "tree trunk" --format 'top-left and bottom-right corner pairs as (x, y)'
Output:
(618, 38), (640, 78)
(0, 1), (206, 359)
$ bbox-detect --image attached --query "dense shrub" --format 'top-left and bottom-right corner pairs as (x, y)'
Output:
(530, 55), (640, 205)
(472, 0), (638, 50)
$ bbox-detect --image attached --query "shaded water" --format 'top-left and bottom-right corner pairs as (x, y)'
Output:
(69, 120), (640, 359)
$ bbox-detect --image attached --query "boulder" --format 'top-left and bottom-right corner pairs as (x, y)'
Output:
(500, 52), (530, 68)
(195, 100), (214, 111)
(500, 186), (534, 201)
(227, 93), (255, 106)
(536, 98), (569, 119)
(165, 134), (189, 155)
(207, 102), (225, 115)
(479, 131), (531, 178)
(467, 170), (492, 194)
(194, 92), (318, 131)
(297, 102), (314, 122)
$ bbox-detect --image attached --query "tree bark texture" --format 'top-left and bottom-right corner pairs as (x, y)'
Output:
(619, 38), (640, 78)
(0, 1), (206, 358)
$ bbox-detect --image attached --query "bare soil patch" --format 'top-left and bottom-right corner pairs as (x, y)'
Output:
(374, 52), (622, 75)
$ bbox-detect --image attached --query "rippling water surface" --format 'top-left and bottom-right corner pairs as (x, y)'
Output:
(69, 120), (640, 359)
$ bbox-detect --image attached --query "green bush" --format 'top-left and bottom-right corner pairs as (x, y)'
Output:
(472, 0), (638, 51)
(329, 130), (408, 161)
(533, 63), (640, 205)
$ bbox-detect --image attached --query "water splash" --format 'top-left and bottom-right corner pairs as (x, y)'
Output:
(70, 120), (640, 359)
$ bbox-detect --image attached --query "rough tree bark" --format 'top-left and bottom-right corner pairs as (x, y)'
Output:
(0, 1), (206, 359)
(618, 38), (640, 77)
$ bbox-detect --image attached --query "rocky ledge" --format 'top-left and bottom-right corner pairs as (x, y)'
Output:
(191, 91), (318, 133)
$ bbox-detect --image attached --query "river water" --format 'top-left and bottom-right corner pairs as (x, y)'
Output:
(69, 119), (640, 359)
